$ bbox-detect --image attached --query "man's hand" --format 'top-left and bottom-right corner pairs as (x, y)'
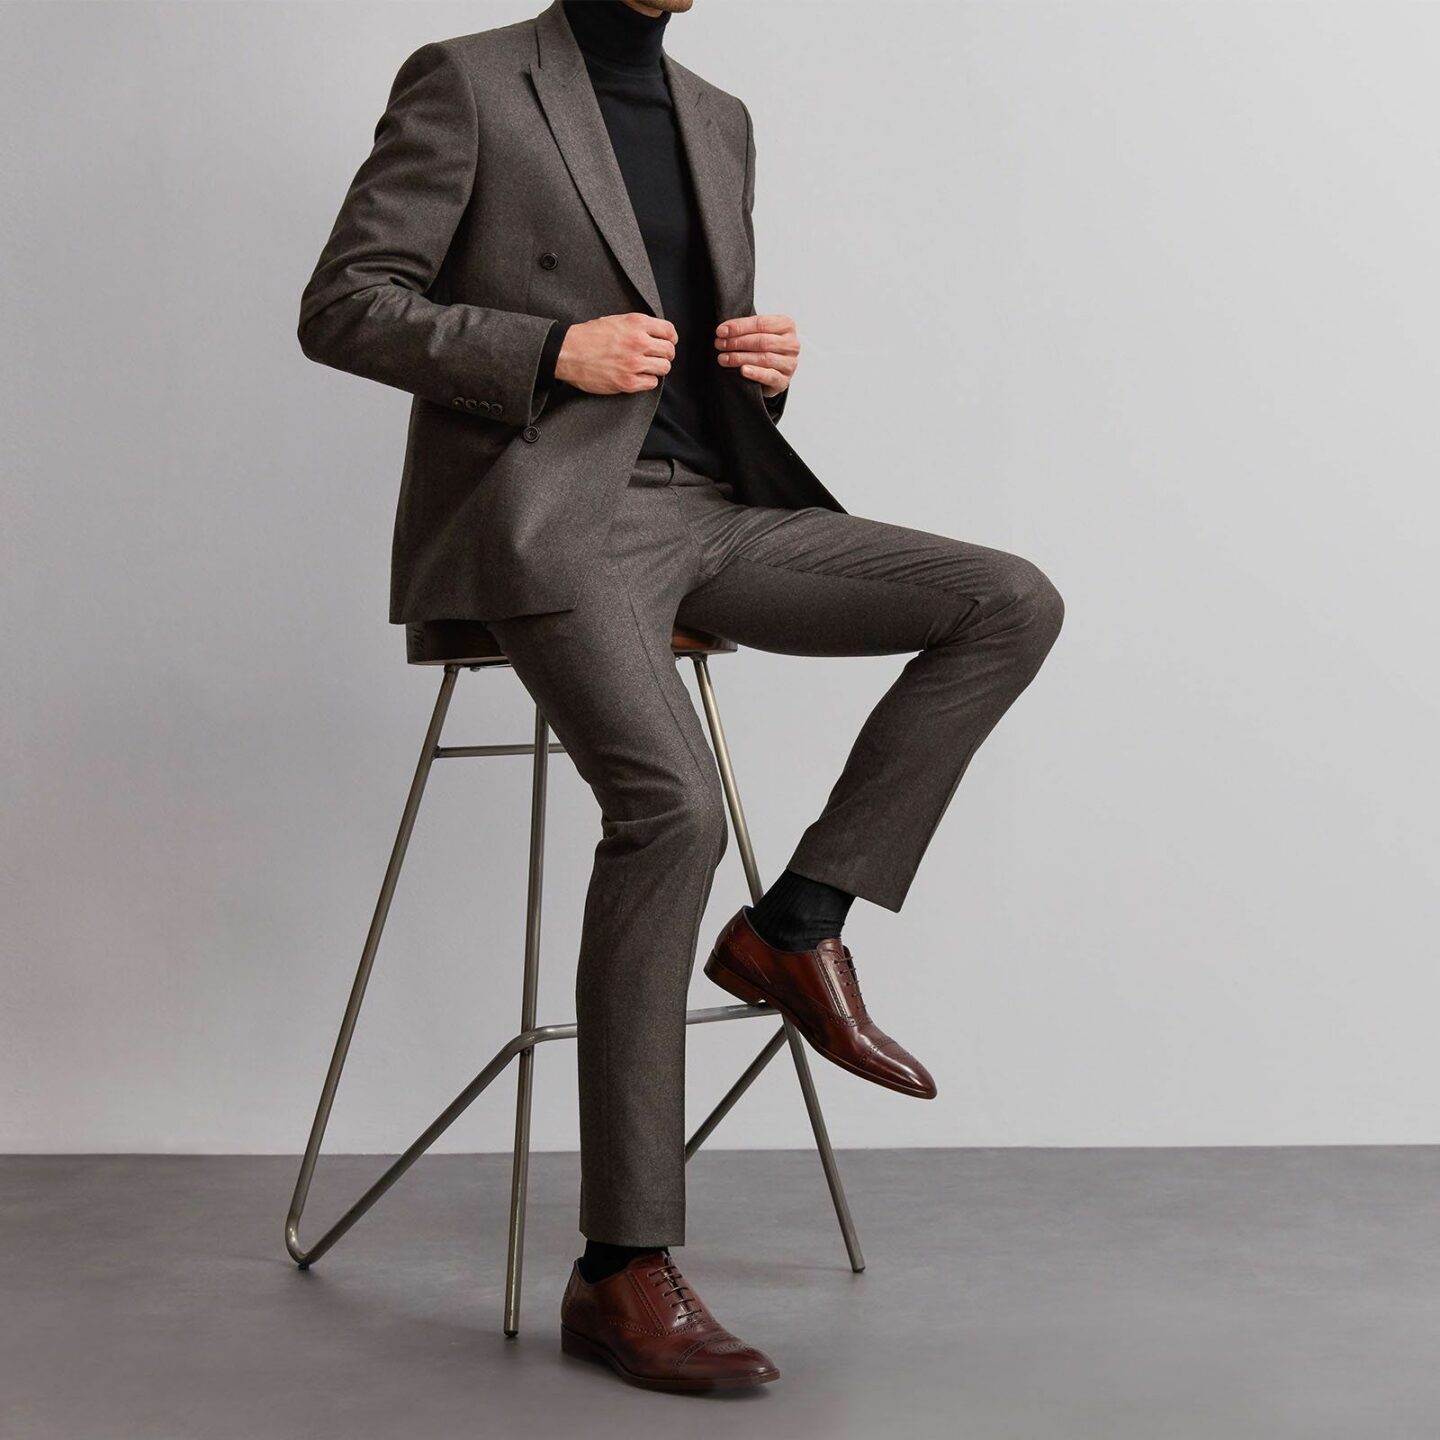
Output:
(714, 314), (800, 399)
(556, 313), (678, 395)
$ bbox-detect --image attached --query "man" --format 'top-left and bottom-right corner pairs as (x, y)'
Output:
(299, 0), (1063, 1393)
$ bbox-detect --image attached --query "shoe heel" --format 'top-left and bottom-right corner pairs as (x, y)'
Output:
(705, 951), (770, 1008)
(561, 1326), (602, 1364)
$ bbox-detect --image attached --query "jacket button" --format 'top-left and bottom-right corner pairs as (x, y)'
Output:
(478, 400), (492, 414)
(452, 397), (465, 408)
(465, 398), (478, 411)
(539, 252), (559, 270)
(491, 402), (503, 417)
(522, 425), (540, 443)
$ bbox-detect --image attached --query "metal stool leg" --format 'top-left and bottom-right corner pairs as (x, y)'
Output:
(286, 653), (860, 1321)
(286, 666), (461, 1266)
(502, 706), (549, 1336)
(689, 656), (866, 1273)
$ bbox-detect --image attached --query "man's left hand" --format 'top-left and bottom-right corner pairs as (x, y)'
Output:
(714, 314), (799, 399)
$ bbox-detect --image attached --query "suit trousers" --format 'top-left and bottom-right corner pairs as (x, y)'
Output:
(486, 456), (1064, 1245)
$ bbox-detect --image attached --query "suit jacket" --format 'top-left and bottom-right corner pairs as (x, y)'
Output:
(298, 0), (845, 624)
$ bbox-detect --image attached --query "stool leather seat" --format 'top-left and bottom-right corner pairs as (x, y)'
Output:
(407, 619), (737, 667)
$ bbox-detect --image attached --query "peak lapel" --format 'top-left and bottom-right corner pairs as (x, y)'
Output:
(530, 2), (662, 316)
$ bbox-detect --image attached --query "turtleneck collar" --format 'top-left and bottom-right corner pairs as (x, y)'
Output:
(561, 0), (669, 73)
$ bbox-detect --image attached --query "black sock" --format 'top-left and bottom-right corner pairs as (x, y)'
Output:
(746, 869), (854, 953)
(578, 1240), (666, 1284)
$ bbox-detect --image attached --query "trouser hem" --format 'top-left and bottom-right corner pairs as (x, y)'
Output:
(784, 843), (912, 914)
(578, 1211), (687, 1249)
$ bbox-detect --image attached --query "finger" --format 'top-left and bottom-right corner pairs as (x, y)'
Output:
(636, 354), (672, 376)
(716, 314), (794, 339)
(718, 349), (795, 373)
(739, 364), (786, 391)
(643, 317), (680, 342)
(715, 331), (799, 354)
(642, 337), (677, 360)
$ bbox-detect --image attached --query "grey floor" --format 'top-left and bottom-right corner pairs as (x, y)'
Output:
(4, 1149), (1440, 1439)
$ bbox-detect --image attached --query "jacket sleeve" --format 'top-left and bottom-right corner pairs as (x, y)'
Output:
(297, 42), (556, 426)
(740, 99), (789, 428)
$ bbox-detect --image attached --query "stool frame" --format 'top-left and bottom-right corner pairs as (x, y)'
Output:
(285, 650), (864, 1336)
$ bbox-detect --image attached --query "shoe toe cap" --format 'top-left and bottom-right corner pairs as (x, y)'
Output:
(869, 1039), (938, 1099)
(687, 1335), (780, 1382)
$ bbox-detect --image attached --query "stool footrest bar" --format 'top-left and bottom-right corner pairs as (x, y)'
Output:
(435, 742), (568, 758)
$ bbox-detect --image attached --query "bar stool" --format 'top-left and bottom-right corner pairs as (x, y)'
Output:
(285, 618), (865, 1336)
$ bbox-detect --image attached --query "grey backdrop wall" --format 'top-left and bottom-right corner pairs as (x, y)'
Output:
(3, 1), (1437, 1156)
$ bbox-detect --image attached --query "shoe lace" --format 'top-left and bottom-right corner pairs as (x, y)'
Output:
(836, 946), (869, 1017)
(647, 1258), (704, 1323)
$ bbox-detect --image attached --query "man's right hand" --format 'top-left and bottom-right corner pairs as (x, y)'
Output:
(555, 314), (677, 395)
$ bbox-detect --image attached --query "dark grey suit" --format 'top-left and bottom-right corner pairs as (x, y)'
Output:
(299, 2), (1064, 1246)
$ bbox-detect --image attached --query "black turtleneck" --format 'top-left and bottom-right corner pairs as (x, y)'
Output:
(537, 0), (724, 480)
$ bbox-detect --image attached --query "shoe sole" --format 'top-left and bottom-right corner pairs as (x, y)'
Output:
(560, 1325), (780, 1393)
(705, 949), (936, 1100)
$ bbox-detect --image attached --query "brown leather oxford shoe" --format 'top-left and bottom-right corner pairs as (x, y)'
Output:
(560, 1251), (780, 1393)
(706, 908), (938, 1100)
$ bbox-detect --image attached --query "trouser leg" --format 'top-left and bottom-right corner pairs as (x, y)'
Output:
(674, 491), (1064, 912)
(487, 480), (723, 1246)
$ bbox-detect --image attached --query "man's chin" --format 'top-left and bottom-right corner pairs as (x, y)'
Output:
(625, 0), (696, 17)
